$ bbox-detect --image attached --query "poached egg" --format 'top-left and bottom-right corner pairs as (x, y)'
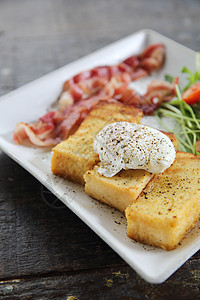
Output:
(94, 122), (176, 177)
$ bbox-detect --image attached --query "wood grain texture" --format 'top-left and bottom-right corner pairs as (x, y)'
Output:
(1, 0), (200, 299)
(1, 263), (200, 299)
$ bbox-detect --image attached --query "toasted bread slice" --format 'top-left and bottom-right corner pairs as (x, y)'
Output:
(125, 151), (200, 250)
(83, 131), (178, 212)
(84, 166), (154, 212)
(51, 102), (142, 185)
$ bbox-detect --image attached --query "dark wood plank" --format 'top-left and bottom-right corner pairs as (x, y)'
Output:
(1, 262), (200, 300)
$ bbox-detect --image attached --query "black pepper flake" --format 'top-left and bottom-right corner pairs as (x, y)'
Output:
(114, 221), (121, 225)
(143, 191), (148, 199)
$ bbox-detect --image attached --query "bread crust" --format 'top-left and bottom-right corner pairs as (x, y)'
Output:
(125, 151), (200, 250)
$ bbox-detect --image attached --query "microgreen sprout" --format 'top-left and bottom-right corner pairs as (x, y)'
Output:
(156, 80), (200, 154)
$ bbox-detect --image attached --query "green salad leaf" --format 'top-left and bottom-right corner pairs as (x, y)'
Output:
(156, 53), (200, 155)
(164, 74), (175, 84)
(181, 66), (200, 91)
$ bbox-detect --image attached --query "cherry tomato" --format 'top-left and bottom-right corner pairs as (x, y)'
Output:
(182, 82), (200, 105)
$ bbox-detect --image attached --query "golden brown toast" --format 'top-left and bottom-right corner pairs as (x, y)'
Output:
(125, 151), (200, 250)
(51, 101), (142, 185)
(84, 166), (154, 212)
(83, 131), (178, 212)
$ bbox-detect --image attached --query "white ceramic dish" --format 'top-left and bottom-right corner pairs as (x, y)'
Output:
(0, 29), (199, 284)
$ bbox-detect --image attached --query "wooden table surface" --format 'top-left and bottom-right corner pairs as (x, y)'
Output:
(1, 0), (200, 299)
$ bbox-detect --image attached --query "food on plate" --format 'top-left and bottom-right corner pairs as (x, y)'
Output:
(93, 122), (176, 177)
(156, 63), (200, 155)
(57, 43), (166, 110)
(13, 97), (114, 147)
(13, 43), (177, 147)
(52, 96), (200, 250)
(84, 168), (153, 213)
(51, 102), (142, 185)
(125, 151), (200, 250)
(14, 40), (200, 251)
(84, 132), (178, 212)
(182, 82), (200, 105)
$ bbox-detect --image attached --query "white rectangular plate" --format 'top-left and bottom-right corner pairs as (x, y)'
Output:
(0, 29), (199, 284)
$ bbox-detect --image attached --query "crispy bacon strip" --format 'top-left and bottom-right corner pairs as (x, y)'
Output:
(58, 43), (165, 109)
(14, 43), (174, 147)
(114, 79), (177, 115)
(13, 97), (117, 147)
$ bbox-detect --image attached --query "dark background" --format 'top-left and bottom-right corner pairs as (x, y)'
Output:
(0, 0), (200, 299)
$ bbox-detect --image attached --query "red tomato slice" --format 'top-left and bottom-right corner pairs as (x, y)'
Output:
(182, 82), (200, 104)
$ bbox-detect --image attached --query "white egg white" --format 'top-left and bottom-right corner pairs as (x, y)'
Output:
(94, 122), (176, 177)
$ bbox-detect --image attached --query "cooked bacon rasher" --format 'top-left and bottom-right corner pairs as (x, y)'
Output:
(13, 43), (176, 147)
